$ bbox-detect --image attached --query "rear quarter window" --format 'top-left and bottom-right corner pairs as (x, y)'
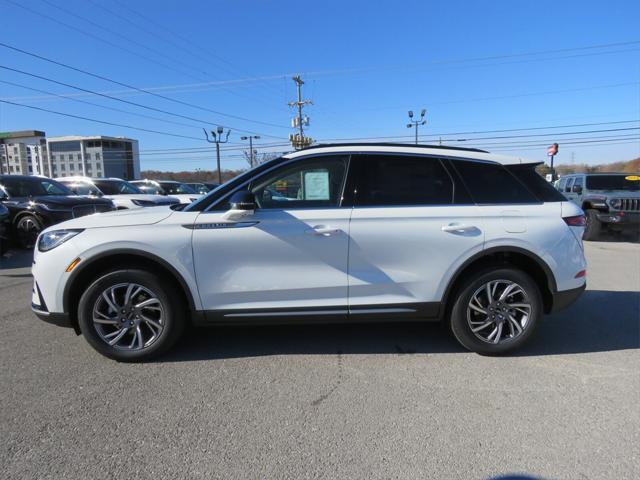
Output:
(451, 160), (539, 204)
(504, 164), (566, 202)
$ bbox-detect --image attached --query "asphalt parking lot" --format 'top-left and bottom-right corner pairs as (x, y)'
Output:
(1, 239), (638, 480)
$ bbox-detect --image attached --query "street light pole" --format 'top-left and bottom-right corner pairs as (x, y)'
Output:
(241, 135), (260, 167)
(204, 127), (231, 183)
(406, 109), (427, 145)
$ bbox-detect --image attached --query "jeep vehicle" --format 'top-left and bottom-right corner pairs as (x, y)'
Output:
(31, 144), (587, 361)
(557, 173), (640, 240)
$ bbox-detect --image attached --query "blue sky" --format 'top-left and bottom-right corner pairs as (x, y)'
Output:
(1, 0), (639, 171)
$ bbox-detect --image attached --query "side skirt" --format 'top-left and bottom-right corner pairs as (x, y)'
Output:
(194, 302), (441, 326)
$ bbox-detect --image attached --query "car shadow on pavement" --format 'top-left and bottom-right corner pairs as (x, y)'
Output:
(0, 249), (33, 270)
(161, 289), (639, 362)
(515, 289), (639, 356)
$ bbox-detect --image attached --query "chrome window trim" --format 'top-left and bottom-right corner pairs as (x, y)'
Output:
(200, 150), (519, 214)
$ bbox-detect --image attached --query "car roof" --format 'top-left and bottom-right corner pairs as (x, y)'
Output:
(0, 174), (56, 181)
(58, 176), (124, 182)
(283, 143), (537, 165)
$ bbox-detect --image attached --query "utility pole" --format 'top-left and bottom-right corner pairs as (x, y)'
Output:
(288, 75), (313, 149)
(203, 127), (231, 183)
(241, 135), (260, 167)
(406, 109), (426, 145)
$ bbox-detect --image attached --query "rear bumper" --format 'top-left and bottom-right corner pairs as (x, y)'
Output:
(550, 283), (586, 313)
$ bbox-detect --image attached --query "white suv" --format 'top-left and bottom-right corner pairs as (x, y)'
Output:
(57, 177), (180, 210)
(31, 144), (587, 361)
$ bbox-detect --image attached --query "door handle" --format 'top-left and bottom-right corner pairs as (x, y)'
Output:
(442, 223), (478, 233)
(306, 225), (342, 236)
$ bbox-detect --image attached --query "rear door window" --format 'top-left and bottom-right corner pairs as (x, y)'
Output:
(351, 154), (454, 206)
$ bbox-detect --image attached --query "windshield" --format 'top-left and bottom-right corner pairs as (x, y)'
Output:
(159, 182), (197, 194)
(586, 175), (640, 191)
(65, 182), (102, 196)
(0, 177), (72, 197)
(134, 182), (165, 195)
(93, 180), (142, 195)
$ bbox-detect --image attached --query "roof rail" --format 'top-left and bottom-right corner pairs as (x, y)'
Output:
(297, 142), (489, 153)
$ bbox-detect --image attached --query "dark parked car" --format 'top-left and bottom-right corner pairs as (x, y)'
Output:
(0, 175), (115, 248)
(0, 198), (9, 255)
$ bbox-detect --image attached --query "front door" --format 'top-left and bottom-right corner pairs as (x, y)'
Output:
(191, 155), (352, 318)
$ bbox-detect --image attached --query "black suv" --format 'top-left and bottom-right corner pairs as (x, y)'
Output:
(0, 175), (115, 248)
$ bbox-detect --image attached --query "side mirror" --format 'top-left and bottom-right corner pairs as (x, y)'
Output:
(572, 185), (582, 194)
(0, 189), (7, 201)
(222, 190), (256, 221)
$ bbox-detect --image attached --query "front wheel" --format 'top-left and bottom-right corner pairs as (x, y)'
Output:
(449, 267), (543, 355)
(78, 269), (185, 361)
(15, 214), (43, 249)
(583, 209), (602, 241)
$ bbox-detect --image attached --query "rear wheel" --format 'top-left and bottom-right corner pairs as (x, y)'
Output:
(15, 214), (42, 249)
(583, 209), (602, 241)
(449, 267), (542, 355)
(78, 269), (185, 361)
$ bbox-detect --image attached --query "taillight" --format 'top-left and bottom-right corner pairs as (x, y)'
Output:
(563, 215), (586, 227)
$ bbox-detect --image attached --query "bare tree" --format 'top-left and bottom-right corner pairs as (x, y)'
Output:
(242, 151), (280, 167)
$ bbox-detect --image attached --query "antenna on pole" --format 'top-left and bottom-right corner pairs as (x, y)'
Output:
(288, 75), (313, 149)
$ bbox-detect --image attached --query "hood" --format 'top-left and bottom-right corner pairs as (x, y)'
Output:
(170, 193), (203, 204)
(48, 205), (175, 230)
(105, 194), (179, 205)
(12, 195), (114, 208)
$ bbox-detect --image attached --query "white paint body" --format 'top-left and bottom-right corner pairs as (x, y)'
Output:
(32, 146), (587, 319)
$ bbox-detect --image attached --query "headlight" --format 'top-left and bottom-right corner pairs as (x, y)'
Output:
(609, 198), (621, 209)
(131, 199), (156, 207)
(38, 229), (83, 252)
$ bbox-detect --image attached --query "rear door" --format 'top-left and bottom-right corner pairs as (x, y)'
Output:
(346, 154), (484, 318)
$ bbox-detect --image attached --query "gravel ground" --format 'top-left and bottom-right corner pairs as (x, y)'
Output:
(0, 239), (638, 480)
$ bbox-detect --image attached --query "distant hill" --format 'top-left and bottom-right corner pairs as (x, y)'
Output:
(139, 169), (245, 183)
(536, 157), (640, 176)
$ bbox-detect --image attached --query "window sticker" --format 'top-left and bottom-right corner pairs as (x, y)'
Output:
(303, 171), (330, 200)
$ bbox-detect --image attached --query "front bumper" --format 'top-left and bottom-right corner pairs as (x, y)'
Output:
(31, 279), (75, 331)
(550, 283), (586, 313)
(597, 211), (640, 227)
(32, 304), (72, 328)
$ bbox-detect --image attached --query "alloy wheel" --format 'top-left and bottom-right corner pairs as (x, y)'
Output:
(92, 283), (165, 350)
(466, 279), (531, 344)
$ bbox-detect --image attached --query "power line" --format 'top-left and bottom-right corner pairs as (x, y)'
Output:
(0, 64), (286, 140)
(0, 79), (203, 130)
(0, 42), (289, 133)
(3, 0), (202, 81)
(0, 99), (206, 141)
(108, 0), (285, 99)
(318, 119), (640, 143)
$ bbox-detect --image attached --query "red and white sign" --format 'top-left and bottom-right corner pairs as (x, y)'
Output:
(547, 143), (559, 156)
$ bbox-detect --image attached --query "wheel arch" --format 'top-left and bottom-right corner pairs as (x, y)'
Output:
(63, 248), (197, 333)
(12, 209), (43, 226)
(440, 246), (557, 319)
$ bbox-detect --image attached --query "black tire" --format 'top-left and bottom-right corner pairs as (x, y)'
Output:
(15, 214), (43, 249)
(583, 209), (602, 241)
(78, 269), (186, 362)
(449, 267), (543, 355)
